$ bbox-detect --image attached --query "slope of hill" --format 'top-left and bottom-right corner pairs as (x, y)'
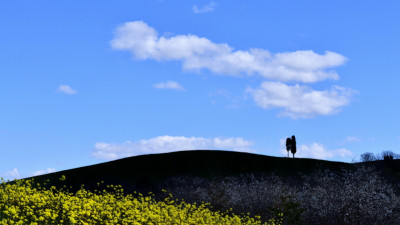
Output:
(19, 150), (351, 194)
(7, 150), (400, 225)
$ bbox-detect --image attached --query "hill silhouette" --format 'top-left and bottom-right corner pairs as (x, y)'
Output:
(8, 150), (400, 225)
(19, 150), (351, 194)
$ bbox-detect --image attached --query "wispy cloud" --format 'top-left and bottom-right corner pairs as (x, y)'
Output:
(32, 168), (56, 176)
(91, 135), (255, 160)
(3, 168), (21, 180)
(208, 89), (242, 109)
(153, 81), (186, 91)
(57, 85), (77, 95)
(337, 136), (362, 145)
(280, 139), (353, 160)
(346, 136), (361, 142)
(246, 82), (356, 118)
(110, 21), (346, 83)
(193, 1), (218, 14)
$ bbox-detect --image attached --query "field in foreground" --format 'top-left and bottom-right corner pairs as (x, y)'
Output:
(6, 150), (400, 224)
(0, 177), (281, 224)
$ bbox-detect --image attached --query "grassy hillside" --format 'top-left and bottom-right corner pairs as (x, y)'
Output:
(5, 150), (400, 224)
(17, 150), (351, 194)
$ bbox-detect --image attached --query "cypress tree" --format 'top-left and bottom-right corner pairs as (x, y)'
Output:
(286, 138), (292, 158)
(291, 135), (297, 158)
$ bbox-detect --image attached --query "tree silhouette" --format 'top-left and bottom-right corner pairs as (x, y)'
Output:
(291, 135), (297, 158)
(286, 138), (292, 158)
(382, 150), (395, 161)
(360, 152), (376, 162)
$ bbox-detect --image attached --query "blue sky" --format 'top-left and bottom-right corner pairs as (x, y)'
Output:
(1, 1), (400, 180)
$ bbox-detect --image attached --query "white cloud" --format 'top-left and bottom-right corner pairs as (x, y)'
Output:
(4, 168), (21, 180)
(280, 139), (353, 160)
(57, 85), (77, 95)
(337, 136), (362, 145)
(246, 81), (356, 118)
(153, 81), (185, 91)
(110, 21), (347, 83)
(346, 136), (361, 143)
(32, 168), (56, 176)
(193, 1), (218, 14)
(208, 89), (242, 109)
(91, 135), (255, 160)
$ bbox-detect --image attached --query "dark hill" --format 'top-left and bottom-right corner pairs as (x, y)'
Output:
(7, 150), (400, 225)
(19, 150), (352, 194)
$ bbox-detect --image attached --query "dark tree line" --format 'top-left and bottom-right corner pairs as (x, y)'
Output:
(286, 135), (297, 158)
(360, 150), (400, 162)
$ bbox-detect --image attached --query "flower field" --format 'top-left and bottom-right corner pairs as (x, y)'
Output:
(0, 176), (282, 225)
